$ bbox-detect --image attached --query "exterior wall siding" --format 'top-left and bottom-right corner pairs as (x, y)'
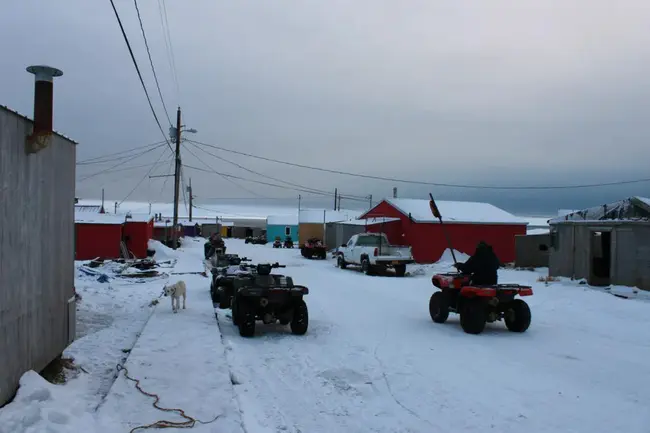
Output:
(549, 222), (650, 290)
(515, 234), (550, 268)
(123, 220), (153, 258)
(0, 108), (76, 406)
(75, 224), (123, 260)
(298, 223), (325, 246)
(266, 224), (298, 243)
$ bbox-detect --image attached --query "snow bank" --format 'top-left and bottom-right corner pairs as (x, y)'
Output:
(147, 239), (176, 261)
(437, 248), (470, 263)
(0, 371), (100, 433)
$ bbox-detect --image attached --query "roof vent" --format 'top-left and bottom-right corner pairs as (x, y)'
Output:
(25, 65), (63, 154)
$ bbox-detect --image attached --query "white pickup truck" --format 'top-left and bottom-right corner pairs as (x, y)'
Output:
(335, 233), (414, 277)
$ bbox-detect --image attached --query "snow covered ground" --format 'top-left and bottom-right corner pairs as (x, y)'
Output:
(1, 238), (649, 433)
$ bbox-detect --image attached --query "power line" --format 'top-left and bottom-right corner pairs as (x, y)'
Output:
(159, 0), (180, 100)
(77, 145), (169, 181)
(120, 146), (170, 205)
(134, 0), (172, 125)
(181, 143), (263, 197)
(182, 162), (368, 202)
(108, 0), (173, 153)
(77, 141), (166, 165)
(187, 138), (650, 190)
(187, 141), (367, 200)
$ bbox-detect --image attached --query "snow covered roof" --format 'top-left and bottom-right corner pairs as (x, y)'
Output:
(363, 198), (527, 225)
(299, 209), (363, 224)
(267, 214), (299, 226)
(75, 212), (125, 225)
(549, 197), (650, 224)
(337, 217), (400, 226)
(124, 213), (153, 223)
(74, 205), (102, 213)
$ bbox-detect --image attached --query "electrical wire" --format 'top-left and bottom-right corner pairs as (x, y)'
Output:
(108, 0), (173, 153)
(159, 0), (180, 101)
(119, 146), (171, 205)
(134, 0), (172, 126)
(182, 162), (368, 202)
(186, 141), (367, 200)
(181, 143), (263, 198)
(77, 141), (166, 165)
(77, 145), (169, 181)
(187, 139), (650, 191)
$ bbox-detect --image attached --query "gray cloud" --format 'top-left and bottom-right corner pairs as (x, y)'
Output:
(2, 0), (649, 213)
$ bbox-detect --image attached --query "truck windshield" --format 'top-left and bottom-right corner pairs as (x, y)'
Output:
(356, 236), (387, 246)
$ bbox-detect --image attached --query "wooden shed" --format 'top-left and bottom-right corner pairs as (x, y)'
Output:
(75, 213), (125, 260)
(0, 101), (77, 406)
(360, 198), (527, 264)
(548, 197), (650, 290)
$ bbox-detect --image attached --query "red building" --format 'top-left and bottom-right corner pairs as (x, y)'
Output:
(123, 214), (154, 258)
(359, 198), (527, 264)
(74, 213), (125, 260)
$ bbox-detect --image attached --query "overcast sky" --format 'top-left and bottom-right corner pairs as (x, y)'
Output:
(2, 0), (649, 214)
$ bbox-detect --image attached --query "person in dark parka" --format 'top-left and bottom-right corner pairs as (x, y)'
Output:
(453, 241), (501, 285)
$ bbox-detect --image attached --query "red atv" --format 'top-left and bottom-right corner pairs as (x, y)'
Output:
(428, 272), (533, 334)
(300, 238), (327, 260)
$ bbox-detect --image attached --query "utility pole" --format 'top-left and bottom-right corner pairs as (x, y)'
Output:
(298, 194), (301, 212)
(188, 178), (193, 222)
(172, 106), (182, 250)
(114, 201), (118, 214)
(337, 194), (341, 211)
(334, 188), (337, 210)
(368, 194), (373, 210)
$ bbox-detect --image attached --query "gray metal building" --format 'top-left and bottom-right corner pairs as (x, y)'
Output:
(0, 66), (76, 406)
(548, 197), (650, 289)
(515, 233), (550, 268)
(325, 218), (400, 249)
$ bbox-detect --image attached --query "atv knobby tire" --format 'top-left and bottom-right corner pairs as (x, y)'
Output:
(504, 299), (531, 333)
(290, 300), (309, 335)
(429, 292), (449, 323)
(394, 264), (406, 277)
(460, 299), (487, 334)
(231, 298), (240, 325)
(219, 293), (231, 309)
(238, 301), (256, 337)
(337, 255), (347, 269)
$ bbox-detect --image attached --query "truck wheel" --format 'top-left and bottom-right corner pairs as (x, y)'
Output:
(394, 264), (406, 277)
(337, 256), (347, 269)
(319, 251), (326, 260)
(504, 299), (531, 332)
(210, 284), (220, 304)
(290, 300), (309, 335)
(460, 299), (487, 334)
(219, 292), (231, 309)
(238, 301), (255, 337)
(429, 292), (449, 323)
(361, 259), (373, 275)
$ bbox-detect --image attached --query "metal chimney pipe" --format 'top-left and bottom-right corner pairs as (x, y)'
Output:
(393, 187), (397, 198)
(25, 65), (63, 153)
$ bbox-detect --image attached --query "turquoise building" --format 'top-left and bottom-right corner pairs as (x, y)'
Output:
(266, 214), (299, 243)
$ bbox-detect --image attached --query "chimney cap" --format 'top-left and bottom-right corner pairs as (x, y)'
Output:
(26, 65), (63, 81)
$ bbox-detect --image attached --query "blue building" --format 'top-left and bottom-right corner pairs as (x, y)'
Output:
(266, 214), (299, 243)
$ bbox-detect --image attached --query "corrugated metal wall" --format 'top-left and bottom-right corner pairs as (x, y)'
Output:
(325, 223), (367, 249)
(0, 109), (76, 406)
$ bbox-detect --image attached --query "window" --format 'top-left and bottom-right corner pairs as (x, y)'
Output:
(285, 226), (291, 236)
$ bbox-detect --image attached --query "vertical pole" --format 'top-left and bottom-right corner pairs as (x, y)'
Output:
(149, 202), (152, 214)
(188, 178), (193, 222)
(334, 188), (337, 210)
(369, 194), (373, 210)
(114, 201), (118, 214)
(337, 194), (341, 211)
(172, 107), (182, 250)
(100, 188), (105, 213)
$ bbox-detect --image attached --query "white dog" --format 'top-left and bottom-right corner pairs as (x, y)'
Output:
(163, 280), (187, 313)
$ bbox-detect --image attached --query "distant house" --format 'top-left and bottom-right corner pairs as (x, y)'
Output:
(298, 209), (362, 247)
(74, 204), (102, 213)
(359, 198), (527, 263)
(548, 196), (650, 290)
(267, 214), (299, 242)
(0, 66), (77, 406)
(75, 213), (125, 260)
